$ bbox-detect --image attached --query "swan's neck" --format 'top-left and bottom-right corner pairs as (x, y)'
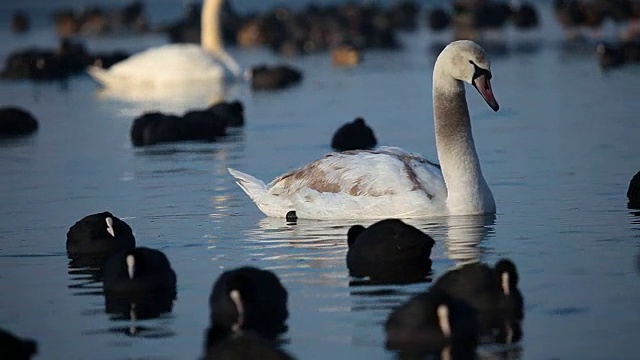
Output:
(201, 0), (223, 54)
(201, 0), (241, 76)
(433, 74), (495, 214)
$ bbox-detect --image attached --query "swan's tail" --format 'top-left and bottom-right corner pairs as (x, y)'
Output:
(87, 66), (111, 87)
(228, 168), (268, 202)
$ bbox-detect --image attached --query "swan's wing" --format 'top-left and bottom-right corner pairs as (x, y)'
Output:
(374, 146), (441, 169)
(106, 45), (224, 82)
(267, 149), (446, 200)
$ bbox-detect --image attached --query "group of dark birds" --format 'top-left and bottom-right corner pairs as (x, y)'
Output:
(130, 100), (244, 147)
(0, 36), (304, 91)
(1, 38), (128, 81)
(427, 0), (540, 35)
(3, 1), (640, 357)
(0, 100), (377, 150)
(554, 0), (640, 40)
(4, 166), (639, 358)
(2, 102), (638, 214)
(1, 209), (524, 360)
(553, 0), (640, 69)
(5, 0), (640, 84)
(1, 0), (539, 84)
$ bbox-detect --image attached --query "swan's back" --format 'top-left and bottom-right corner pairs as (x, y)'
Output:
(268, 148), (444, 198)
(229, 147), (448, 219)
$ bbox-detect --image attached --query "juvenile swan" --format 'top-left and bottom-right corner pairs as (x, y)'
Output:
(229, 40), (499, 220)
(88, 0), (240, 87)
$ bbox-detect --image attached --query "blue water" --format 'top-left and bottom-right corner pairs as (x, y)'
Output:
(1, 1), (640, 359)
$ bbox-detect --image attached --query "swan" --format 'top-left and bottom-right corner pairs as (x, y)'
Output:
(228, 40), (499, 220)
(87, 0), (241, 88)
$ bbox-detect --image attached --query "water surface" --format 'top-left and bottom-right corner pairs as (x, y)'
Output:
(1, 2), (640, 359)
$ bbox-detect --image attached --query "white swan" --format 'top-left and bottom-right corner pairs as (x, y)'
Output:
(229, 40), (500, 220)
(88, 0), (241, 88)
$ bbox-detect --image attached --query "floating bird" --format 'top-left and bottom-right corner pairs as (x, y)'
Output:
(346, 219), (434, 283)
(430, 259), (523, 339)
(102, 247), (177, 300)
(66, 211), (135, 258)
(88, 0), (241, 88)
(249, 64), (303, 90)
(207, 100), (245, 127)
(384, 289), (478, 357)
(10, 11), (30, 34)
(208, 266), (288, 344)
(628, 171), (640, 209)
(0, 328), (37, 360)
(130, 110), (227, 147)
(228, 40), (499, 219)
(427, 8), (452, 32)
(330, 117), (378, 152)
(596, 40), (640, 70)
(0, 107), (38, 137)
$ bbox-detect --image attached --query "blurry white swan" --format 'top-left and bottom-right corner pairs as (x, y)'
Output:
(88, 0), (241, 88)
(229, 40), (500, 220)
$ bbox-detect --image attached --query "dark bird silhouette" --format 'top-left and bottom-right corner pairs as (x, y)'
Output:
(0, 328), (37, 360)
(250, 64), (303, 90)
(207, 100), (245, 127)
(208, 266), (288, 346)
(346, 219), (434, 284)
(430, 259), (524, 342)
(427, 8), (452, 32)
(628, 171), (640, 209)
(0, 107), (38, 137)
(509, 2), (540, 30)
(597, 40), (640, 70)
(10, 11), (30, 34)
(130, 111), (224, 147)
(1, 38), (127, 80)
(130, 100), (244, 146)
(66, 211), (135, 259)
(384, 289), (478, 357)
(331, 117), (377, 151)
(103, 247), (177, 300)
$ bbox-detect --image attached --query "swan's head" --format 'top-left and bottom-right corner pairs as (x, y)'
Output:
(436, 40), (499, 112)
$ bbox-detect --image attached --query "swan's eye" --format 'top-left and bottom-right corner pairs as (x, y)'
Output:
(470, 61), (491, 80)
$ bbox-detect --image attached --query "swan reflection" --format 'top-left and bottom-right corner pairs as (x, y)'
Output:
(95, 81), (239, 116)
(445, 214), (496, 266)
(246, 215), (496, 280)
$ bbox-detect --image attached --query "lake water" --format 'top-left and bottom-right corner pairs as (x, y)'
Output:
(1, 1), (639, 359)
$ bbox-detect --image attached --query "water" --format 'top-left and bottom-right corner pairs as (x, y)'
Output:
(1, 1), (640, 359)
